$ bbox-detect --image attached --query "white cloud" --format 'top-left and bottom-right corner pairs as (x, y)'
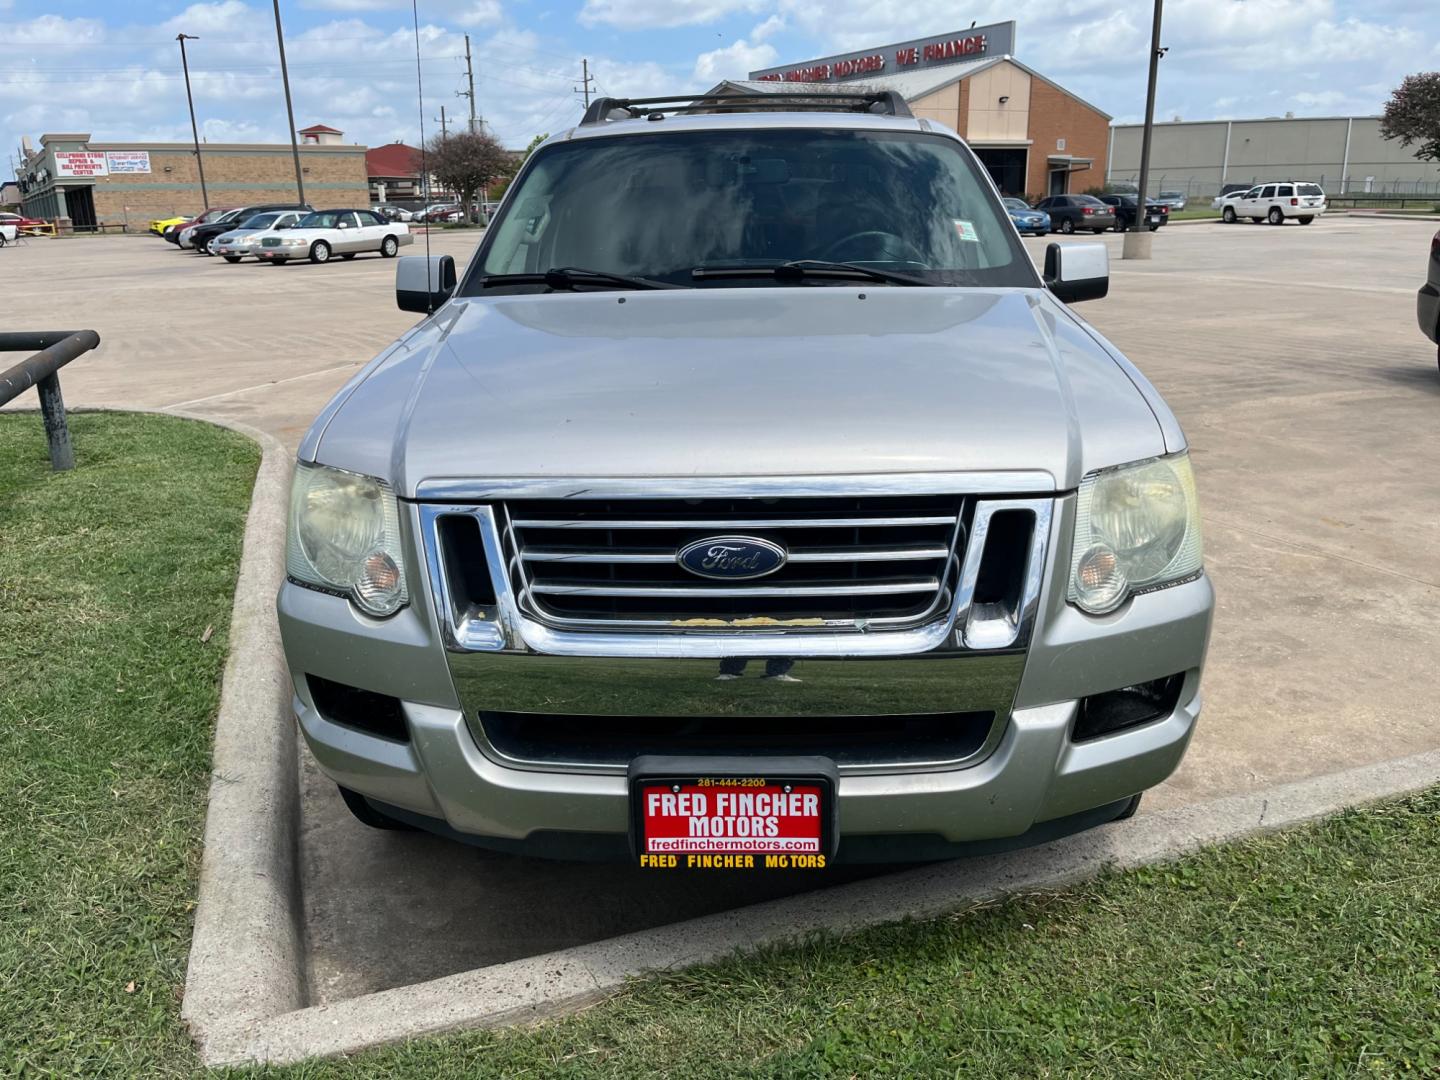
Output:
(750, 14), (785, 42)
(693, 38), (778, 83)
(302, 0), (500, 18)
(579, 0), (765, 30)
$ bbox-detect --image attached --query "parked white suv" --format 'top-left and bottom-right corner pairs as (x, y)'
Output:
(1220, 182), (1326, 225)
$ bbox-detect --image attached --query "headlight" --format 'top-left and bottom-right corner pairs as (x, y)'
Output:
(1068, 453), (1203, 615)
(285, 463), (408, 616)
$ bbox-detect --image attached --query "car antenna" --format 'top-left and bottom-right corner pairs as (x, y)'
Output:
(410, 0), (435, 310)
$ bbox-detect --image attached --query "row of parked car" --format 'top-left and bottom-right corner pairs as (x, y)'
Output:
(1002, 194), (1172, 236)
(148, 202), (414, 264)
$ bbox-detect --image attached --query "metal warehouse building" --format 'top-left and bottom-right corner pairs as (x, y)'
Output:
(710, 21), (1111, 201)
(17, 128), (369, 230)
(1108, 116), (1439, 199)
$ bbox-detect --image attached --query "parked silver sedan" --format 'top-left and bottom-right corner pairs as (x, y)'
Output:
(252, 209), (414, 265)
(209, 210), (306, 263)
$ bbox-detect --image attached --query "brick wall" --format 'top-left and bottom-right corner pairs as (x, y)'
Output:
(82, 144), (368, 226)
(1025, 80), (1109, 198)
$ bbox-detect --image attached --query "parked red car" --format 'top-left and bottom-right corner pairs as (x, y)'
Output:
(164, 206), (238, 246)
(0, 211), (48, 233)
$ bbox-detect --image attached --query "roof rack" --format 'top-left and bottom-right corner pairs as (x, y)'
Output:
(579, 91), (914, 126)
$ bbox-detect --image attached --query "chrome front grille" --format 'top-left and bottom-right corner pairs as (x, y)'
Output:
(496, 495), (965, 631)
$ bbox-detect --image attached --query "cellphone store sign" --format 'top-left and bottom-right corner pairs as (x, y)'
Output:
(54, 151), (109, 177)
(750, 21), (1016, 85)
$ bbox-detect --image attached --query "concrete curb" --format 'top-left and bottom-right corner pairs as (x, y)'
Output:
(203, 746), (1440, 1066)
(156, 410), (307, 1056)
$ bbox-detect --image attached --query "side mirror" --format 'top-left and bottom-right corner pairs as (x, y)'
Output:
(1043, 242), (1109, 304)
(396, 254), (456, 314)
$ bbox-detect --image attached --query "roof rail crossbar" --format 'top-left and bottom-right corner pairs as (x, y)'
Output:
(580, 90), (913, 125)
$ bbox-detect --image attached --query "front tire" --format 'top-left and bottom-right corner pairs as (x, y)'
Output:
(223, 255), (241, 263)
(1268, 207), (1284, 225)
(1113, 793), (1143, 821)
(337, 786), (416, 831)
(1222, 206), (1237, 223)
(310, 240), (331, 264)
(1060, 218), (1075, 235)
(380, 235), (399, 258)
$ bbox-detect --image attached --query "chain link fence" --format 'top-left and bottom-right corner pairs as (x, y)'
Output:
(1104, 172), (1440, 204)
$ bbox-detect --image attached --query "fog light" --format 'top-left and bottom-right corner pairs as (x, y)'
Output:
(1074, 674), (1185, 742)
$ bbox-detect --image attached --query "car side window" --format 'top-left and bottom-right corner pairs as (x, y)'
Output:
(1244, 187), (1261, 199)
(1277, 185), (1293, 197)
(1260, 185), (1276, 199)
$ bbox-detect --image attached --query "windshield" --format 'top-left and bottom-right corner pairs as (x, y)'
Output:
(297, 212), (346, 229)
(469, 128), (1035, 292)
(1002, 198), (1031, 211)
(1159, 191), (1182, 198)
(240, 212), (282, 229)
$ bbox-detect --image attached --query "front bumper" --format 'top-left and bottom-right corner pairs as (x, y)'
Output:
(278, 486), (1214, 859)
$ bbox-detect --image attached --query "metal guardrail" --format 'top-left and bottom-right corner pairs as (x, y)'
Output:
(0, 330), (101, 471)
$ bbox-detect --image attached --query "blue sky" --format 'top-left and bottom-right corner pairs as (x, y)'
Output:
(3, 0), (1437, 167)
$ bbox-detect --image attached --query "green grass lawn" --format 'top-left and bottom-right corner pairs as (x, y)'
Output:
(0, 411), (259, 1077)
(1167, 207), (1221, 221)
(242, 788), (1440, 1080)
(4, 413), (1438, 1078)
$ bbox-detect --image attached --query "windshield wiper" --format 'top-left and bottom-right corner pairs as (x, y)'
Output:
(479, 267), (683, 291)
(691, 260), (936, 287)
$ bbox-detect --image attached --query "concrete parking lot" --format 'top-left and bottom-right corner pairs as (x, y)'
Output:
(7, 218), (1438, 1005)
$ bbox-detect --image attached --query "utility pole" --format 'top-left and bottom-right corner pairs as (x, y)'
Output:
(1122, 0), (1164, 260)
(575, 58), (593, 109)
(435, 105), (448, 142)
(175, 34), (209, 209)
(464, 34), (478, 134)
(272, 0), (305, 205)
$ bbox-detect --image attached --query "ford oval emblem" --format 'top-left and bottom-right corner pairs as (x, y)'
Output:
(677, 536), (787, 580)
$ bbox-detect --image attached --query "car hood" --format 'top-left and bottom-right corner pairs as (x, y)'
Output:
(309, 287), (1177, 497)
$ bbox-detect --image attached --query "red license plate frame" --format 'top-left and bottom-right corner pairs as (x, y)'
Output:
(631, 772), (836, 868)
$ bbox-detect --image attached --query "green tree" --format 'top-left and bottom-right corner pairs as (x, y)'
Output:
(1380, 72), (1440, 169)
(425, 130), (511, 220)
(522, 132), (548, 162)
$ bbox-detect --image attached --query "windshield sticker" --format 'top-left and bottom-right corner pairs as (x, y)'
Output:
(952, 219), (979, 242)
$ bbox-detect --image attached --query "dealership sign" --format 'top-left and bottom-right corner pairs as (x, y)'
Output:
(750, 21), (1016, 84)
(54, 151), (109, 177)
(106, 151), (151, 174)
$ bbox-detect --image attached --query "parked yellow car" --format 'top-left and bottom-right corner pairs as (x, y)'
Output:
(149, 216), (188, 236)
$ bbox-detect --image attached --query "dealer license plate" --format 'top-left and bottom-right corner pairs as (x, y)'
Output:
(1147, 215), (1162, 224)
(632, 775), (833, 870)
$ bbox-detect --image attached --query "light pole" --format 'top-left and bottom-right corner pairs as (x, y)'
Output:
(176, 33), (209, 210)
(1123, 0), (1165, 259)
(272, 0), (305, 205)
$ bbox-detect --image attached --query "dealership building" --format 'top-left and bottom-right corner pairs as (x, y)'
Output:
(17, 127), (369, 230)
(709, 21), (1111, 200)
